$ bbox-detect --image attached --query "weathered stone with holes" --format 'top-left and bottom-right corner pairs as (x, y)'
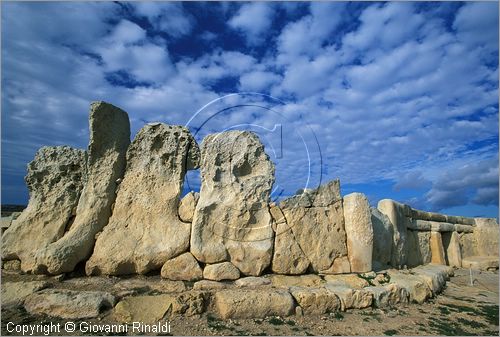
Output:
(214, 289), (295, 319)
(272, 221), (310, 275)
(289, 287), (341, 315)
(203, 262), (240, 281)
(280, 180), (348, 273)
(161, 253), (203, 281)
(193, 280), (229, 290)
(33, 102), (130, 274)
(2, 146), (86, 273)
(190, 131), (275, 276)
(25, 289), (116, 319)
(343, 193), (373, 272)
(86, 123), (200, 275)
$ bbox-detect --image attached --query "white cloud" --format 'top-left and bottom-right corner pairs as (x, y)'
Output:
(239, 71), (281, 92)
(228, 2), (275, 46)
(133, 2), (193, 38)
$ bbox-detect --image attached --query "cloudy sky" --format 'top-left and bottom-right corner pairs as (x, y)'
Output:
(1, 1), (498, 218)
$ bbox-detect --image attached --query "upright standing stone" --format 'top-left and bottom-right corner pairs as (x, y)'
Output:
(371, 208), (393, 267)
(33, 102), (130, 274)
(86, 124), (199, 275)
(444, 231), (462, 267)
(473, 218), (499, 257)
(406, 230), (431, 268)
(2, 147), (86, 272)
(190, 131), (275, 276)
(279, 180), (348, 273)
(343, 193), (374, 273)
(378, 199), (410, 267)
(430, 231), (446, 265)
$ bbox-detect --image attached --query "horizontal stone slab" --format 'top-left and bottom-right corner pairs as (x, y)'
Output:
(407, 219), (432, 231)
(430, 221), (455, 232)
(411, 209), (446, 222)
(454, 224), (474, 233)
(446, 215), (475, 226)
(462, 256), (499, 270)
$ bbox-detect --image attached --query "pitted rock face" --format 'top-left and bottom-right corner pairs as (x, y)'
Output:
(33, 101), (130, 274)
(279, 179), (348, 273)
(2, 146), (86, 272)
(190, 131), (275, 276)
(86, 123), (200, 275)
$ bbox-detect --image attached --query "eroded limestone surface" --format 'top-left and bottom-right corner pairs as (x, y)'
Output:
(2, 146), (86, 272)
(190, 131), (275, 276)
(86, 123), (199, 275)
(33, 102), (130, 274)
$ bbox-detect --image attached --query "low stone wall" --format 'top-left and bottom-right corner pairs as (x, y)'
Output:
(376, 199), (499, 270)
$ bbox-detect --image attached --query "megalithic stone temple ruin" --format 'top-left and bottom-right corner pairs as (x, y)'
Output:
(2, 101), (499, 320)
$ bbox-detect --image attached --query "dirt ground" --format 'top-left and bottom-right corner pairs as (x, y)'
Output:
(1, 268), (498, 336)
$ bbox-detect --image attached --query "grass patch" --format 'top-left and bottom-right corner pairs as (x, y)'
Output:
(429, 318), (473, 336)
(268, 317), (285, 325)
(206, 314), (228, 331)
(285, 319), (296, 326)
(333, 312), (344, 320)
(479, 304), (499, 326)
(441, 303), (476, 314)
(457, 317), (487, 329)
(357, 273), (376, 286)
(383, 329), (398, 336)
(438, 306), (451, 315)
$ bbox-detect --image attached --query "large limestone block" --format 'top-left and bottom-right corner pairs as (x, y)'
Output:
(114, 292), (206, 322)
(324, 274), (369, 289)
(430, 231), (446, 265)
(235, 277), (271, 287)
(161, 252), (203, 281)
(365, 284), (409, 308)
(406, 230), (431, 268)
(268, 274), (324, 288)
(325, 285), (373, 310)
(24, 289), (115, 319)
(443, 231), (462, 267)
(411, 264), (448, 295)
(214, 289), (295, 319)
(86, 123), (199, 275)
(430, 221), (455, 232)
(378, 199), (409, 267)
(193, 280), (229, 290)
(280, 180), (348, 273)
(459, 233), (477, 258)
(371, 208), (393, 266)
(408, 219), (432, 231)
(178, 191), (199, 223)
(343, 193), (374, 272)
(387, 271), (432, 304)
(33, 102), (130, 274)
(473, 219), (499, 257)
(454, 224), (474, 233)
(2, 146), (86, 272)
(272, 221), (310, 275)
(190, 131), (275, 276)
(290, 287), (341, 315)
(462, 256), (499, 270)
(1, 281), (50, 307)
(203, 262), (240, 281)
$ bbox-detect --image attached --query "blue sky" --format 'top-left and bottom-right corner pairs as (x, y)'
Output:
(1, 1), (498, 218)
